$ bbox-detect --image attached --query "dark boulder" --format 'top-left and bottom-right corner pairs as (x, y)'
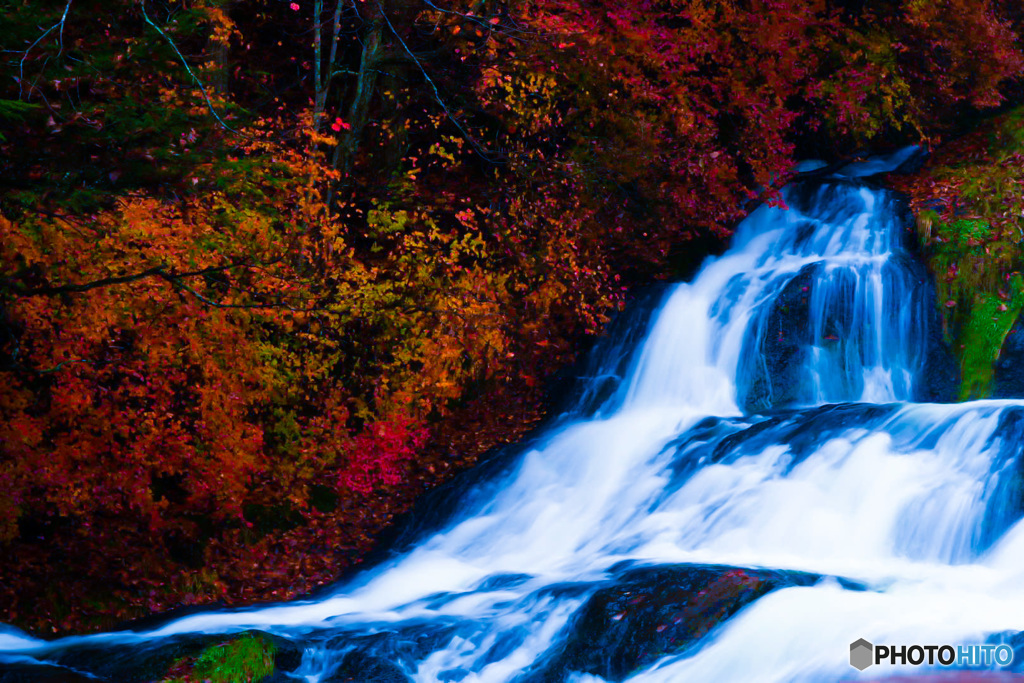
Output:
(523, 563), (819, 682)
(321, 651), (412, 682)
(993, 312), (1024, 398)
(916, 326), (959, 403)
(738, 264), (817, 412)
(51, 633), (216, 683)
(0, 662), (96, 682)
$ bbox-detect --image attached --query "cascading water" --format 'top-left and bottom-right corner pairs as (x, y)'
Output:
(5, 149), (1024, 683)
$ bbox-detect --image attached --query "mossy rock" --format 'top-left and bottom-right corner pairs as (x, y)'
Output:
(160, 631), (300, 683)
(957, 284), (1024, 400)
(50, 630), (300, 683)
(53, 633), (224, 682)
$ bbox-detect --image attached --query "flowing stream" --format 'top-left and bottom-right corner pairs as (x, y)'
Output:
(4, 148), (1024, 682)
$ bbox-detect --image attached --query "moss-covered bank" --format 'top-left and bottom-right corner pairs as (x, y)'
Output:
(891, 106), (1024, 400)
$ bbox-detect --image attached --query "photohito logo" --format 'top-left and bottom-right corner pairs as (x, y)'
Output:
(849, 639), (1014, 671)
(850, 639), (873, 671)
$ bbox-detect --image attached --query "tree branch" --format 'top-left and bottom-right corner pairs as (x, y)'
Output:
(170, 279), (310, 311)
(9, 262), (247, 297)
(139, 0), (246, 137)
(18, 0), (73, 99)
(375, 0), (498, 163)
(57, 0), (73, 55)
(418, 0), (528, 35)
(39, 358), (96, 374)
(6, 260), (328, 314)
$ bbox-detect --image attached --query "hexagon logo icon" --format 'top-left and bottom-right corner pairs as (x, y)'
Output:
(850, 638), (874, 671)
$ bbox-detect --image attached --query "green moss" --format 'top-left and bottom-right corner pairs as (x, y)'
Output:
(958, 283), (1024, 401)
(930, 219), (1009, 310)
(941, 218), (991, 247)
(987, 106), (1024, 156)
(163, 632), (277, 683)
(926, 214), (1023, 399)
(0, 99), (40, 142)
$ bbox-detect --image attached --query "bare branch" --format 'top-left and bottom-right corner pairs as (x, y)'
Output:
(418, 0), (539, 38)
(6, 259), (326, 315)
(170, 279), (308, 311)
(10, 262), (248, 297)
(39, 358), (96, 374)
(375, 0), (499, 163)
(13, 265), (170, 296)
(57, 0), (73, 56)
(20, 29), (55, 98)
(139, 0), (247, 138)
(18, 1), (74, 99)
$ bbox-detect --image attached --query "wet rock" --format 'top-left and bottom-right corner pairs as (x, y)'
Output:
(321, 651), (412, 682)
(713, 402), (897, 468)
(0, 662), (97, 682)
(917, 328), (960, 403)
(50, 629), (301, 683)
(737, 249), (952, 409)
(563, 284), (671, 417)
(265, 634), (303, 674)
(320, 623), (463, 683)
(525, 563), (819, 682)
(738, 264), (816, 412)
(976, 409), (1024, 554)
(51, 633), (218, 682)
(889, 252), (959, 404)
(325, 620), (458, 671)
(993, 312), (1024, 398)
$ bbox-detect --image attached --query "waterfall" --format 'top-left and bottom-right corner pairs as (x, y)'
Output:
(4, 149), (1024, 683)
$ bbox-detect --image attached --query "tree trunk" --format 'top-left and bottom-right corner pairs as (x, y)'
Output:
(381, 64), (410, 175)
(331, 16), (384, 184)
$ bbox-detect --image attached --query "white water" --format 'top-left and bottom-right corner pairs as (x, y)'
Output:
(4, 152), (1024, 682)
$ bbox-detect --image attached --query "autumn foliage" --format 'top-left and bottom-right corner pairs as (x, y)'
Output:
(1, 0), (1021, 632)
